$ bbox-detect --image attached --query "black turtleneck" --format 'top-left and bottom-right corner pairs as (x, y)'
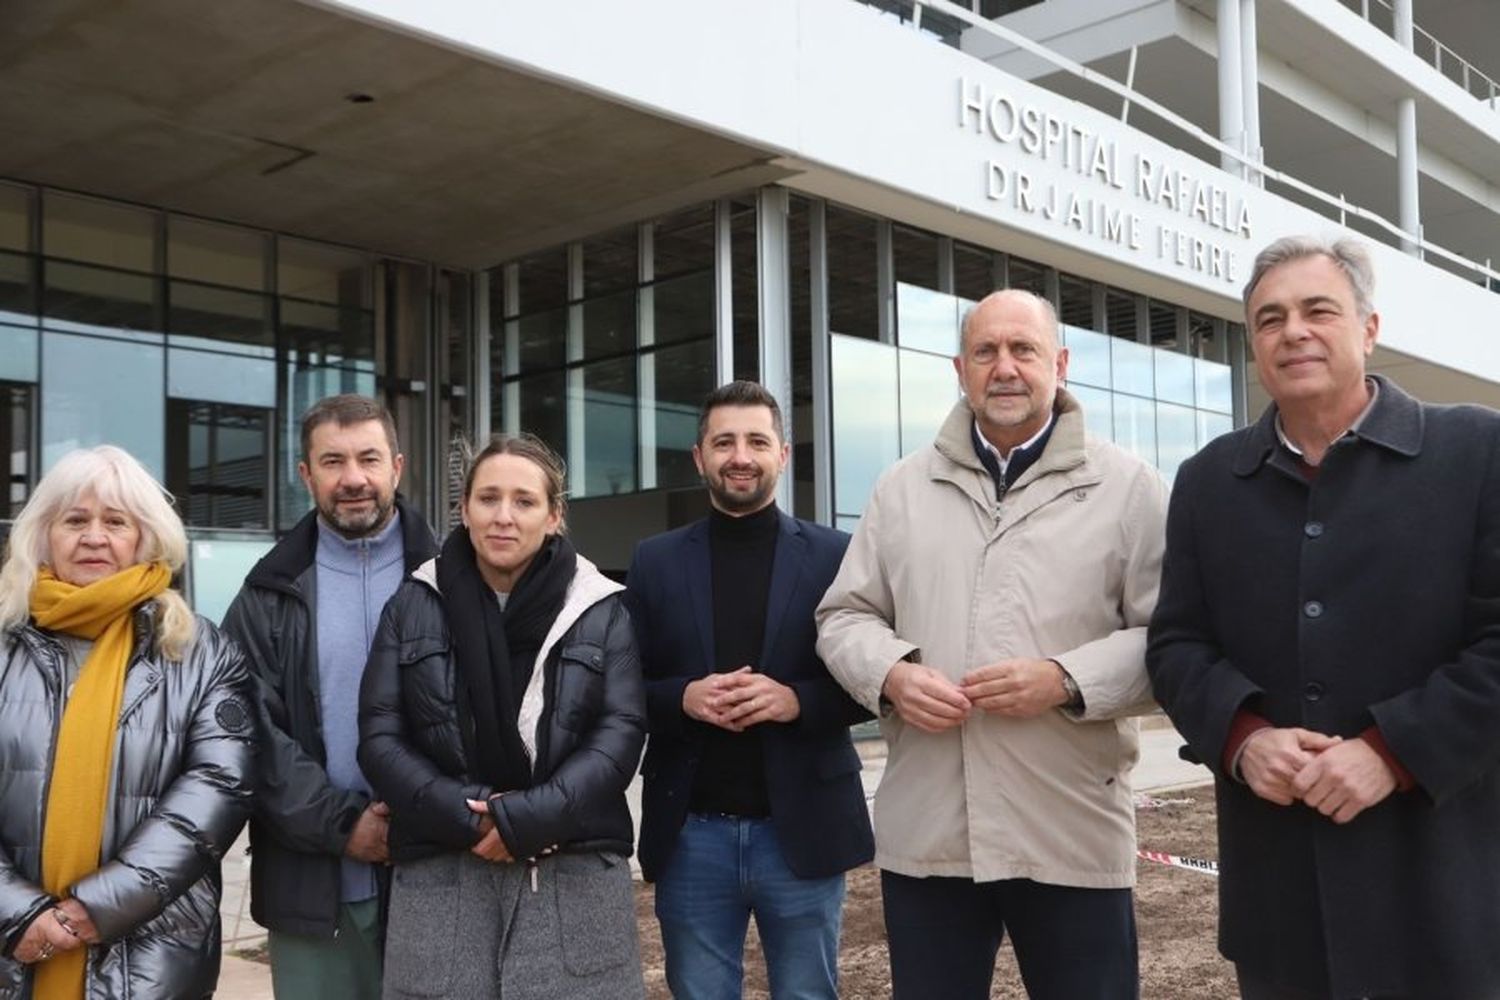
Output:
(690, 502), (780, 817)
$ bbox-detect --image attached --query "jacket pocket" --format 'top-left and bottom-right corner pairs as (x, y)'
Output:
(396, 637), (453, 730)
(1077, 718), (1125, 782)
(383, 853), (461, 996)
(554, 642), (605, 733)
(554, 852), (638, 976)
(397, 636), (450, 667)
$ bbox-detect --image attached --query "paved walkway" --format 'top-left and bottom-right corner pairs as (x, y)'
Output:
(213, 720), (1211, 999)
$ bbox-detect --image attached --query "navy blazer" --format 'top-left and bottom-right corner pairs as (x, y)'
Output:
(624, 510), (874, 882)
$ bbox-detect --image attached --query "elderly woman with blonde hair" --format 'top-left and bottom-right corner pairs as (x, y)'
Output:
(0, 445), (256, 1000)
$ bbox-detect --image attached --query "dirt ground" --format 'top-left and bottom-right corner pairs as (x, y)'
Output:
(237, 784), (1231, 997)
(634, 782), (1234, 999)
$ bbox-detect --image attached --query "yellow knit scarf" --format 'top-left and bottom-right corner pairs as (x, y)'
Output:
(28, 562), (171, 1000)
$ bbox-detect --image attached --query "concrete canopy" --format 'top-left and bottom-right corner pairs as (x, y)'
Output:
(0, 0), (789, 269)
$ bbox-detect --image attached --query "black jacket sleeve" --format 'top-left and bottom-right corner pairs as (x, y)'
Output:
(790, 672), (872, 733)
(1146, 459), (1261, 778)
(222, 586), (368, 855)
(1368, 441), (1500, 802)
(623, 546), (695, 741)
(357, 593), (490, 851)
(493, 600), (646, 860)
(790, 528), (870, 734)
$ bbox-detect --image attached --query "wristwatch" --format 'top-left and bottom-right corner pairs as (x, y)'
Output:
(1058, 666), (1084, 713)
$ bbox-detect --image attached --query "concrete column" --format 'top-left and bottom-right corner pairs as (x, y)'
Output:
(1217, 0), (1244, 177)
(714, 199), (734, 383)
(637, 223), (657, 490)
(756, 186), (794, 514)
(1228, 320), (1249, 427)
(809, 200), (834, 526)
(472, 269), (491, 439)
(1397, 98), (1420, 253)
(1393, 0), (1414, 48)
(876, 220), (895, 344)
(501, 264), (520, 434)
(565, 243), (585, 489)
(1393, 0), (1420, 254)
(1239, 0), (1262, 186)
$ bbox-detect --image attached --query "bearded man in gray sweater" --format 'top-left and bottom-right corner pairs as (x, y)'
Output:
(224, 395), (437, 1000)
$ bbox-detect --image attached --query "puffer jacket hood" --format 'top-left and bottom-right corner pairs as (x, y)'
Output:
(0, 606), (257, 999)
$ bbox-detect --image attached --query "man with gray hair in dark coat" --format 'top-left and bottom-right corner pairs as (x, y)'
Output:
(1148, 236), (1500, 999)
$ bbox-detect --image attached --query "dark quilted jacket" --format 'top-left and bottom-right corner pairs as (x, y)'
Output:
(358, 553), (645, 863)
(220, 499), (437, 938)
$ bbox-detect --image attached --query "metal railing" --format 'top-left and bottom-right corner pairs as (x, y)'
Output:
(850, 0), (1500, 291)
(1339, 0), (1500, 110)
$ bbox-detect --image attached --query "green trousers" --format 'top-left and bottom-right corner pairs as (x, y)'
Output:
(267, 898), (383, 1000)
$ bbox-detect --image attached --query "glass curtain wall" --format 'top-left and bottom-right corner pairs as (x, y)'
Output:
(0, 184), (36, 518)
(827, 204), (1243, 524)
(487, 186), (1246, 537)
(491, 205), (719, 500)
(0, 178), (456, 621)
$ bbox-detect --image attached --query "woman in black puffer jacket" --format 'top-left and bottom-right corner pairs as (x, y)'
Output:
(358, 433), (645, 1000)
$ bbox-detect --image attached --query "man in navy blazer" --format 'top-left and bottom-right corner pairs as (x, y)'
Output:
(625, 380), (873, 1000)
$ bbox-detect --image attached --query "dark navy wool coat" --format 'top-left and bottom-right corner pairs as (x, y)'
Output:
(625, 511), (874, 884)
(1148, 376), (1500, 999)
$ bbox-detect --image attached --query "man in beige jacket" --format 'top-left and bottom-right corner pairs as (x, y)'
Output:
(816, 289), (1167, 1000)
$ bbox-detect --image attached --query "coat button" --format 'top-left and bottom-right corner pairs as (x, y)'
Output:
(1303, 681), (1325, 702)
(1304, 600), (1324, 618)
(1304, 521), (1324, 538)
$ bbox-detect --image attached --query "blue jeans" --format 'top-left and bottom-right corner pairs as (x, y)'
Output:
(654, 814), (845, 1000)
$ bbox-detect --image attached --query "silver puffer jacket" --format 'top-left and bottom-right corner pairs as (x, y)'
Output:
(0, 606), (257, 999)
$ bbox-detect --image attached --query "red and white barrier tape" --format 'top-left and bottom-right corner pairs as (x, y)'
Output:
(1134, 794), (1195, 811)
(1137, 850), (1218, 876)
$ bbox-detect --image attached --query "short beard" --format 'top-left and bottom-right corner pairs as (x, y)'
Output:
(319, 492), (396, 538)
(707, 476), (776, 515)
(978, 385), (1052, 432)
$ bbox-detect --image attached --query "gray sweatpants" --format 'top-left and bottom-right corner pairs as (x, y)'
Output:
(381, 849), (644, 1000)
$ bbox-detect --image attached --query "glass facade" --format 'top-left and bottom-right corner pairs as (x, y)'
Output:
(829, 318), (1236, 519)
(493, 191), (1245, 548)
(492, 208), (719, 503)
(0, 179), (465, 621)
(828, 230), (1241, 522)
(3, 176), (1248, 587)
